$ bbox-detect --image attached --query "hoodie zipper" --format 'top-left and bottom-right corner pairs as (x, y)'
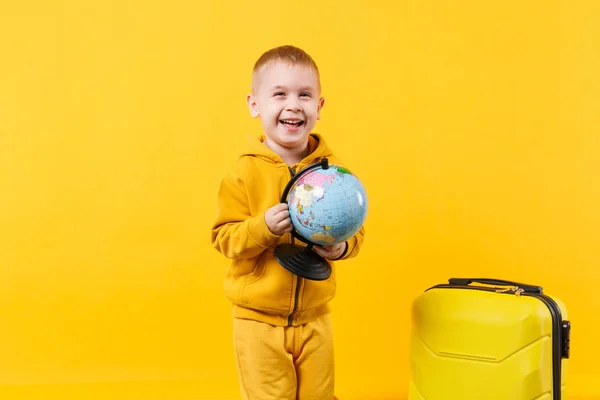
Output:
(287, 166), (301, 326)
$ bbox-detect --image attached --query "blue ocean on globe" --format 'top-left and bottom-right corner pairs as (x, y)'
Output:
(287, 165), (368, 246)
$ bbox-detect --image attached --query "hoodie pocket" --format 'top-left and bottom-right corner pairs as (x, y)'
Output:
(241, 253), (294, 312)
(245, 252), (268, 285)
(301, 264), (337, 311)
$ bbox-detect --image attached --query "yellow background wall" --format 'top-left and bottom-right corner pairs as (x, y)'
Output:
(1, 1), (598, 399)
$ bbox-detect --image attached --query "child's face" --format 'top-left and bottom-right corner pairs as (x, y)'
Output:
(247, 61), (324, 154)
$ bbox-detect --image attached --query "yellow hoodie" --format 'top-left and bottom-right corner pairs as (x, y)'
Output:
(211, 134), (365, 326)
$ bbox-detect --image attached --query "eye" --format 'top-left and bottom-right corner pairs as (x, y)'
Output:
(274, 92), (285, 97)
(300, 92), (312, 97)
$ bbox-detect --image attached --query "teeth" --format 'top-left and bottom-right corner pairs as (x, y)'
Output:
(281, 119), (303, 124)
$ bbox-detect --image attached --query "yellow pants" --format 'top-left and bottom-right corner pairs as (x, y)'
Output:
(233, 313), (335, 400)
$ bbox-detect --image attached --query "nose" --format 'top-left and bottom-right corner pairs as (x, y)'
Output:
(285, 97), (301, 112)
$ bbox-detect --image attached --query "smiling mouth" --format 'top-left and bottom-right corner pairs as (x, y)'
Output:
(280, 119), (305, 127)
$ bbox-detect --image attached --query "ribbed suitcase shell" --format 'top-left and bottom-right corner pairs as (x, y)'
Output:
(408, 279), (569, 400)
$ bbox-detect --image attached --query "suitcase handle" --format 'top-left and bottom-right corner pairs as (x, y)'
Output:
(448, 278), (543, 293)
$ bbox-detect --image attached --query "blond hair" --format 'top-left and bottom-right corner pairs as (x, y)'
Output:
(252, 45), (321, 92)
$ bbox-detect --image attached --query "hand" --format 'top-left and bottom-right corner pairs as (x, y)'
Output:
(265, 203), (293, 236)
(313, 242), (347, 260)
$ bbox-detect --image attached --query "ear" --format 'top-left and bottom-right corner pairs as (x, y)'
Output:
(246, 94), (260, 118)
(317, 97), (325, 120)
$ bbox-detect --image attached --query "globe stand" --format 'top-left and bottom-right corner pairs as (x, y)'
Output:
(274, 158), (333, 281)
(274, 243), (332, 281)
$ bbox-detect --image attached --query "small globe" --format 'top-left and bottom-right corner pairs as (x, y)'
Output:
(286, 163), (368, 246)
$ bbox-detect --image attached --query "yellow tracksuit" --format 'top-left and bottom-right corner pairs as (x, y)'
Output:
(211, 133), (365, 399)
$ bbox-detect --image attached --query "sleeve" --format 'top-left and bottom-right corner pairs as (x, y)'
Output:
(211, 175), (280, 260)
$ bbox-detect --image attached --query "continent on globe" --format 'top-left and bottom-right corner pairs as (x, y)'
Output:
(310, 231), (336, 244)
(291, 184), (324, 209)
(297, 173), (335, 188)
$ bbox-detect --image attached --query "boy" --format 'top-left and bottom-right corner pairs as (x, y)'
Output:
(211, 45), (365, 400)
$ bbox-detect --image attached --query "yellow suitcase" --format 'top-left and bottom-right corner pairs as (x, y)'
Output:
(408, 278), (571, 400)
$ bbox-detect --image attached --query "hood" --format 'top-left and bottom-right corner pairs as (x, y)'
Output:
(240, 133), (334, 165)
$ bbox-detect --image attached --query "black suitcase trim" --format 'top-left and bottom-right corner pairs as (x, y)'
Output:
(426, 279), (571, 400)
